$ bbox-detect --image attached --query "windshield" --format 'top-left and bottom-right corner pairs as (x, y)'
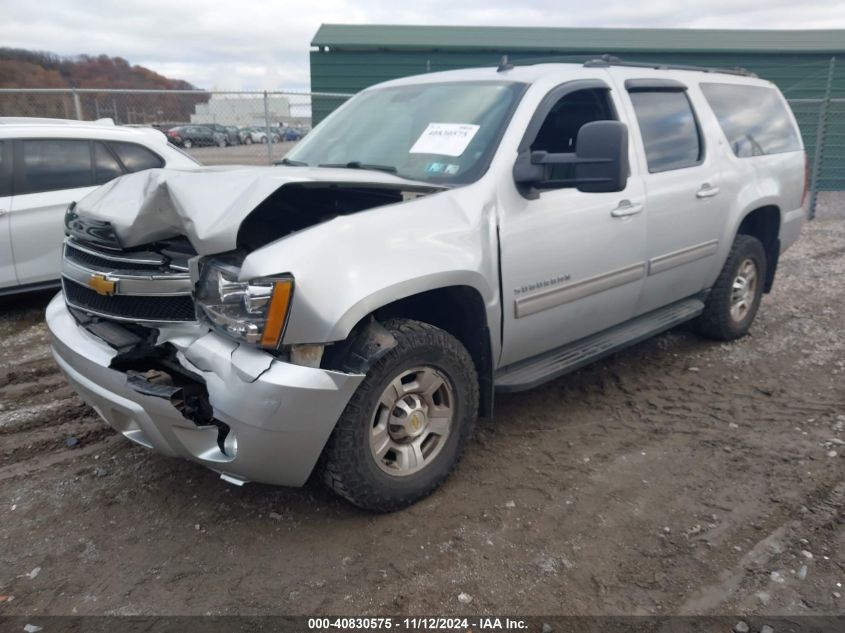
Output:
(287, 81), (525, 184)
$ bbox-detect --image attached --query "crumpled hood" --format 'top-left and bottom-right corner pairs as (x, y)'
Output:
(74, 165), (437, 255)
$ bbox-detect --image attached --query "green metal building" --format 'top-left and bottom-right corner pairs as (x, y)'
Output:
(310, 25), (844, 191)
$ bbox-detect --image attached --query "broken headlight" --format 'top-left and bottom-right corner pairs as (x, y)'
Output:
(195, 260), (293, 349)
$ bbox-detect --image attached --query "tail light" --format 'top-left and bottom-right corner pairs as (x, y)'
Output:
(802, 151), (810, 207)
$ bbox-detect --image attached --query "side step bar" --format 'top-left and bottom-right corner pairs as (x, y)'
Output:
(494, 296), (705, 392)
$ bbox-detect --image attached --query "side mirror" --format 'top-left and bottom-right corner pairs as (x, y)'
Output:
(513, 120), (630, 193)
(574, 120), (629, 193)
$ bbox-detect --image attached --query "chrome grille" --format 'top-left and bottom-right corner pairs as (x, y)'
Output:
(61, 238), (197, 324)
(63, 280), (197, 321)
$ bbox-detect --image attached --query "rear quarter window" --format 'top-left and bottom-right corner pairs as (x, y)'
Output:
(700, 83), (802, 157)
(109, 141), (165, 172)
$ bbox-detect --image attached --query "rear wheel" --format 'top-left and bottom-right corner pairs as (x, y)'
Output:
(244, 137), (252, 145)
(182, 138), (193, 149)
(322, 319), (478, 512)
(694, 234), (766, 341)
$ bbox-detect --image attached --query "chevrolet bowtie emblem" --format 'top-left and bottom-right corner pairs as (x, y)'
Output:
(88, 274), (117, 296)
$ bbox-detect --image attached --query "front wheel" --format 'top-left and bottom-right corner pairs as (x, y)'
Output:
(694, 234), (767, 341)
(322, 319), (478, 512)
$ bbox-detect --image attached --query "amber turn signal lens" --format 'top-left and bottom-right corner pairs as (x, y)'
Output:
(260, 280), (293, 348)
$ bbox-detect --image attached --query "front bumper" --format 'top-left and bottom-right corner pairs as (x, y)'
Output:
(46, 294), (364, 487)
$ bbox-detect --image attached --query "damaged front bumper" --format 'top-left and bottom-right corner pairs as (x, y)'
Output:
(46, 294), (364, 487)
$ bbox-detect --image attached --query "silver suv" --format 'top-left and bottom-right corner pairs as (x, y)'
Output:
(48, 58), (806, 511)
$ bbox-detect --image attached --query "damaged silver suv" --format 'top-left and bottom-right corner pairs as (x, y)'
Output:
(48, 58), (806, 511)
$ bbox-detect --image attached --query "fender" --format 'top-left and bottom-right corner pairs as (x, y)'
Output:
(239, 182), (502, 348)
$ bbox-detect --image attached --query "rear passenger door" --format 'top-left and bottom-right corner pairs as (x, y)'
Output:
(615, 78), (727, 314)
(0, 140), (15, 289)
(10, 139), (99, 286)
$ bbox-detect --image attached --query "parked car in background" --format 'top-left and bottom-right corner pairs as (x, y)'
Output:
(0, 117), (198, 295)
(278, 127), (304, 141)
(166, 125), (226, 148)
(239, 126), (280, 145)
(203, 124), (240, 146)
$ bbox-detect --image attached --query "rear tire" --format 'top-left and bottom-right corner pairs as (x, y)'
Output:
(182, 139), (193, 149)
(694, 234), (766, 341)
(322, 319), (478, 512)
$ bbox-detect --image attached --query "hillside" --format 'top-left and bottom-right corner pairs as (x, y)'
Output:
(0, 48), (196, 90)
(0, 49), (205, 123)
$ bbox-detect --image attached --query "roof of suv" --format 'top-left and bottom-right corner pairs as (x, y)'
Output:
(0, 117), (170, 146)
(374, 61), (775, 92)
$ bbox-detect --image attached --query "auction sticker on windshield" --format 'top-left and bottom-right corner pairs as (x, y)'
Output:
(410, 123), (480, 157)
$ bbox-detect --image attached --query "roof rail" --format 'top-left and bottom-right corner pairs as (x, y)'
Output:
(497, 53), (756, 77)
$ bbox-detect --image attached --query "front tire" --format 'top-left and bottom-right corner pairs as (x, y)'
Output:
(322, 319), (478, 512)
(694, 234), (766, 341)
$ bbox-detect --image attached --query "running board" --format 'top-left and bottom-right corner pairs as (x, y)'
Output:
(494, 297), (705, 392)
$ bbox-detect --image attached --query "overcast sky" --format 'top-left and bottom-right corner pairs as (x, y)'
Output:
(2, 0), (843, 91)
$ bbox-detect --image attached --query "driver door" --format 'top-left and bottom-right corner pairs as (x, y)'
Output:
(498, 82), (647, 367)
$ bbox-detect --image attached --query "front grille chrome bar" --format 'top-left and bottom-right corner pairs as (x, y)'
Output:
(61, 237), (198, 324)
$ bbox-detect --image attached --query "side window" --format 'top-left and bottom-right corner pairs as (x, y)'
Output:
(700, 83), (802, 157)
(629, 90), (702, 173)
(94, 142), (124, 184)
(19, 139), (93, 194)
(530, 88), (616, 184)
(109, 142), (165, 172)
(0, 141), (10, 197)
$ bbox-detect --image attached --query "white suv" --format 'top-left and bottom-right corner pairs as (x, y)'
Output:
(0, 118), (198, 295)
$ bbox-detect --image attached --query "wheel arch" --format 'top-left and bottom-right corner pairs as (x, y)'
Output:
(734, 204), (781, 293)
(324, 284), (495, 419)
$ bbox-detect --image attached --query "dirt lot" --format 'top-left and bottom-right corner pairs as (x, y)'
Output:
(185, 141), (298, 166)
(1, 195), (844, 617)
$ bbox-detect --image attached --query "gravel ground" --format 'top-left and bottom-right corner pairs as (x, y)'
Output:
(184, 142), (297, 166)
(0, 194), (843, 616)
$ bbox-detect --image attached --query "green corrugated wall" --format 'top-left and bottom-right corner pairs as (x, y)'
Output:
(311, 48), (843, 190)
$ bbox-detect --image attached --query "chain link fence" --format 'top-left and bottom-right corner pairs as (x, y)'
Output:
(783, 56), (842, 219)
(0, 88), (352, 165)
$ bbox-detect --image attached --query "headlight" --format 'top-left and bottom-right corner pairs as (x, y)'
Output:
(195, 260), (293, 349)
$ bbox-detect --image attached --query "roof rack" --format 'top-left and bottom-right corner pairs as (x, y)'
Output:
(497, 54), (756, 77)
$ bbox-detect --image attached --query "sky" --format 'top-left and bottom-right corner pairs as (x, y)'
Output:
(1, 0), (844, 91)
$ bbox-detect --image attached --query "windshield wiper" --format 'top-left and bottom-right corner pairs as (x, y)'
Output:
(275, 157), (308, 166)
(318, 161), (397, 174)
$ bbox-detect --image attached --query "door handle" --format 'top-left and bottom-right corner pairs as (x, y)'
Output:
(0, 209), (8, 216)
(611, 200), (643, 218)
(696, 183), (720, 199)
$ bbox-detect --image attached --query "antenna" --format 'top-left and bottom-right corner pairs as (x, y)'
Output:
(497, 55), (514, 72)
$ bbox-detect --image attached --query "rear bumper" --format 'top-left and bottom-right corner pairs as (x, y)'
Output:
(47, 293), (364, 487)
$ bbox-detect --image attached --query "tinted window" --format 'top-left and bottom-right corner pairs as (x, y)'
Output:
(20, 139), (92, 194)
(629, 91), (702, 173)
(700, 83), (802, 157)
(94, 142), (124, 184)
(109, 142), (164, 172)
(530, 88), (616, 185)
(0, 141), (10, 197)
